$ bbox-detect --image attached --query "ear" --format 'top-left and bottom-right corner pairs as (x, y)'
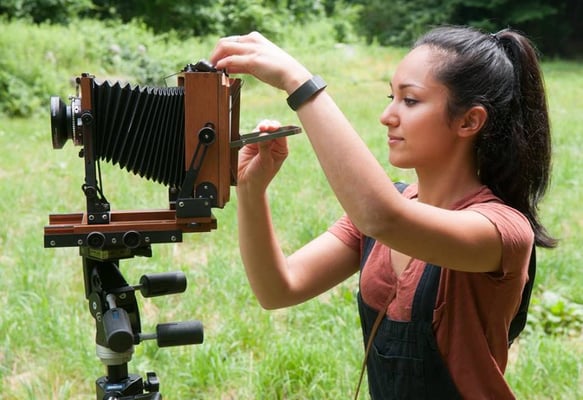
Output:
(457, 105), (487, 138)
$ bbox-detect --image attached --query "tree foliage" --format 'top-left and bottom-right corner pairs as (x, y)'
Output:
(82, 0), (328, 39)
(351, 0), (582, 57)
(0, 0), (581, 56)
(0, 0), (92, 23)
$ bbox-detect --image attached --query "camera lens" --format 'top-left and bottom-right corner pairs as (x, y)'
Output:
(50, 96), (71, 149)
(50, 96), (82, 149)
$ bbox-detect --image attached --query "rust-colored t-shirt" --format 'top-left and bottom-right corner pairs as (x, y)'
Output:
(328, 184), (534, 399)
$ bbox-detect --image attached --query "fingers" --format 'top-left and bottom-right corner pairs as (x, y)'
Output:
(257, 136), (288, 161)
(209, 31), (311, 94)
(209, 36), (239, 67)
(256, 119), (282, 132)
(223, 34), (242, 43)
(226, 32), (269, 44)
(209, 31), (291, 86)
(210, 32), (267, 67)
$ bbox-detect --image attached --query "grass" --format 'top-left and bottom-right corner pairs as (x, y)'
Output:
(1, 20), (582, 399)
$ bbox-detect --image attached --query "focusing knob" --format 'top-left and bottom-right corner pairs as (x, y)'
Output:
(198, 124), (216, 144)
(122, 231), (142, 249)
(87, 231), (106, 249)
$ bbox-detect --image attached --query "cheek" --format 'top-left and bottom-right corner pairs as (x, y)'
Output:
(387, 145), (414, 169)
(388, 126), (454, 168)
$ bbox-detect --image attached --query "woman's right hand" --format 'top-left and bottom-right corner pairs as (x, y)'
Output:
(237, 120), (288, 193)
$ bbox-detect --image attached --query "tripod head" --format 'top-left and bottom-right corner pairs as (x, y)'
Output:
(82, 246), (202, 399)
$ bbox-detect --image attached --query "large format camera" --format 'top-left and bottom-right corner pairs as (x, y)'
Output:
(48, 62), (243, 246)
(45, 62), (299, 399)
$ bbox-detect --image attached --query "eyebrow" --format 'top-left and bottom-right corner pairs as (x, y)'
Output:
(389, 82), (425, 90)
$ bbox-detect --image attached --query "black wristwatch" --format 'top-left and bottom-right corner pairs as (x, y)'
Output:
(286, 75), (327, 111)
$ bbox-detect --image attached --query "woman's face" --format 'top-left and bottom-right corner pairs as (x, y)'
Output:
(380, 45), (461, 171)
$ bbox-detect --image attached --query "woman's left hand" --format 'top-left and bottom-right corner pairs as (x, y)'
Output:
(210, 32), (312, 95)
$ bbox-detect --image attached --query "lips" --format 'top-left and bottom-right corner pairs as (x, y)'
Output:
(388, 135), (404, 145)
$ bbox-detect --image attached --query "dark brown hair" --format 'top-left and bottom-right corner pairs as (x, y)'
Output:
(415, 26), (556, 248)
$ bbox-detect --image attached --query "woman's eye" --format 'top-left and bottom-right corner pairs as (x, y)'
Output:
(387, 94), (417, 106)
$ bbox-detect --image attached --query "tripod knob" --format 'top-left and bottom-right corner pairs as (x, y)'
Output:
(157, 321), (204, 347)
(138, 272), (187, 297)
(103, 307), (134, 353)
(144, 372), (160, 392)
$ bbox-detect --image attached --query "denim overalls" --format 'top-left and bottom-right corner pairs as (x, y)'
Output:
(358, 236), (461, 399)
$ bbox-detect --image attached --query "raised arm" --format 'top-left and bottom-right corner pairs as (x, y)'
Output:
(211, 32), (505, 275)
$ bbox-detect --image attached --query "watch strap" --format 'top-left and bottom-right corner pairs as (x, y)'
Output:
(286, 75), (327, 111)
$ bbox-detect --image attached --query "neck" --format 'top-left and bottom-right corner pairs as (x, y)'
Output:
(415, 165), (482, 208)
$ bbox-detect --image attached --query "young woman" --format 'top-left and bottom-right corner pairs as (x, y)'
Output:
(210, 26), (556, 399)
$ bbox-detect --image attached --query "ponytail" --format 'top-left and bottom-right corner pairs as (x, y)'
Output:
(493, 30), (556, 248)
(415, 26), (557, 248)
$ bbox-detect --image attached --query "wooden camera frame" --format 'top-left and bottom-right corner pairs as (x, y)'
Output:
(45, 68), (242, 253)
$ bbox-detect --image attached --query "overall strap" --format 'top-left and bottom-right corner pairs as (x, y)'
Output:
(360, 236), (375, 272)
(410, 264), (442, 323)
(508, 245), (536, 345)
(354, 282), (394, 400)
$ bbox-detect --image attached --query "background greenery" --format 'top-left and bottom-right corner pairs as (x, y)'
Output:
(1, 0), (582, 117)
(0, 7), (582, 400)
(1, 0), (582, 55)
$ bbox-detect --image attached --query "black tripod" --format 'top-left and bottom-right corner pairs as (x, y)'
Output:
(81, 245), (203, 400)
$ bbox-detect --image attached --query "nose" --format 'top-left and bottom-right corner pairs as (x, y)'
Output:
(379, 103), (398, 127)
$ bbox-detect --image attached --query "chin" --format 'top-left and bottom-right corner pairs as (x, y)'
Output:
(388, 156), (413, 169)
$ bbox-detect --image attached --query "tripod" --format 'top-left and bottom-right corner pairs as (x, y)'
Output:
(44, 117), (219, 398)
(81, 245), (203, 400)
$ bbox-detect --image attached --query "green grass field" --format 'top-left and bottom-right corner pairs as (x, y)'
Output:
(0, 20), (582, 399)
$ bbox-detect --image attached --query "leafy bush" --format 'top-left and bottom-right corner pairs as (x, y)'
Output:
(2, 0), (582, 57)
(527, 290), (583, 337)
(0, 18), (215, 117)
(351, 0), (582, 56)
(0, 20), (68, 117)
(80, 0), (326, 40)
(354, 0), (454, 47)
(0, 0), (93, 24)
(0, 14), (356, 117)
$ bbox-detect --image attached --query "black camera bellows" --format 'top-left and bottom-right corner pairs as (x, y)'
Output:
(92, 80), (186, 188)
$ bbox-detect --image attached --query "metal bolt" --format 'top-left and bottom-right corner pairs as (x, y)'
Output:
(178, 201), (185, 208)
(111, 238), (117, 244)
(88, 215), (95, 221)
(50, 240), (56, 246)
(77, 239), (83, 246)
(145, 236), (151, 243)
(171, 235), (177, 242)
(102, 214), (108, 220)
